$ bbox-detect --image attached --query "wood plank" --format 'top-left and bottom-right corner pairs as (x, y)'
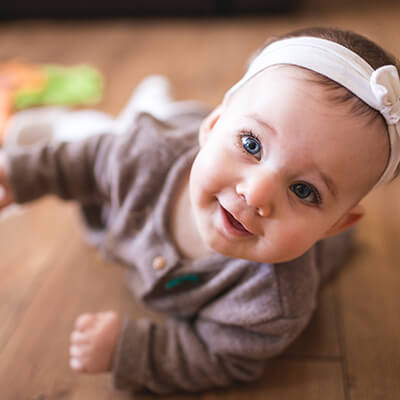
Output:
(0, 201), (140, 399)
(195, 360), (345, 400)
(285, 282), (341, 359)
(0, 199), (77, 351)
(337, 185), (400, 400)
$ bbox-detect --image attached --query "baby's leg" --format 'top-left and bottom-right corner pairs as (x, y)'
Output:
(69, 311), (122, 373)
(3, 107), (114, 147)
(114, 75), (210, 135)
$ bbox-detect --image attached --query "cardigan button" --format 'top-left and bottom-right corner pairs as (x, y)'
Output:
(152, 256), (166, 270)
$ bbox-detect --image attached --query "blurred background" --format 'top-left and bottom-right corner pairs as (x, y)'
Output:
(0, 0), (398, 18)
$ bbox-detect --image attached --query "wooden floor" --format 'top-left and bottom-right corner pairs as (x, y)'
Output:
(1, 6), (400, 399)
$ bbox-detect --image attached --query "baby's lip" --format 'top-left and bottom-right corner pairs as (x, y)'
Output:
(219, 202), (255, 236)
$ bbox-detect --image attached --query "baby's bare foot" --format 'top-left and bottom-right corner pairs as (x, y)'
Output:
(69, 311), (122, 373)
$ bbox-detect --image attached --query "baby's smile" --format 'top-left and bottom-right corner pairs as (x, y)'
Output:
(218, 201), (255, 237)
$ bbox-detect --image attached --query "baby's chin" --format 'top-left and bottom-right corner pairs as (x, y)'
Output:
(204, 235), (314, 264)
(201, 236), (267, 263)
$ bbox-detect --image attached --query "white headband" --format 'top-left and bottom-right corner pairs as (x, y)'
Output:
(224, 36), (400, 188)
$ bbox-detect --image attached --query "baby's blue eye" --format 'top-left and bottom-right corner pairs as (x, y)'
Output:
(290, 183), (321, 205)
(241, 135), (261, 158)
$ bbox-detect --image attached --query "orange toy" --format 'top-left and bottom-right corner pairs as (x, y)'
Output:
(0, 61), (44, 90)
(0, 61), (45, 143)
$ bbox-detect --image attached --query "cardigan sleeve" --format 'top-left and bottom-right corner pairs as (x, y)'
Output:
(4, 111), (199, 207)
(5, 133), (117, 204)
(111, 311), (313, 395)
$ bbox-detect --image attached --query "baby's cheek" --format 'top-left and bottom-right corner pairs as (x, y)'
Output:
(270, 226), (319, 263)
(191, 151), (224, 199)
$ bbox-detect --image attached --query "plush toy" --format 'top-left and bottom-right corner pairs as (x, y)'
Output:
(0, 61), (103, 144)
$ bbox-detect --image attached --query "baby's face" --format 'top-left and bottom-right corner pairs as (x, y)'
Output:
(190, 66), (388, 263)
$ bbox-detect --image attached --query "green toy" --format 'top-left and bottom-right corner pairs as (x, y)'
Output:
(14, 64), (103, 109)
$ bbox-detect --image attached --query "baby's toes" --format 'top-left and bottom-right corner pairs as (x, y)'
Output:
(69, 344), (91, 372)
(70, 344), (90, 358)
(74, 313), (97, 332)
(70, 356), (89, 372)
(70, 329), (91, 346)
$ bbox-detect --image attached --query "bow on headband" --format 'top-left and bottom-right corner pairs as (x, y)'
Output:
(224, 37), (400, 188)
(371, 65), (400, 125)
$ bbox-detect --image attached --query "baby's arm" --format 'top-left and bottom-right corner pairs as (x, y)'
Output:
(106, 312), (312, 394)
(67, 254), (318, 394)
(1, 133), (117, 207)
(107, 258), (317, 394)
(68, 309), (313, 394)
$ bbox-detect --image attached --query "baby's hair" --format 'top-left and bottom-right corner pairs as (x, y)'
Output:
(249, 27), (400, 181)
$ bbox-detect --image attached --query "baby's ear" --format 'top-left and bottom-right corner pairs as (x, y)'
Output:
(322, 203), (365, 238)
(199, 104), (223, 146)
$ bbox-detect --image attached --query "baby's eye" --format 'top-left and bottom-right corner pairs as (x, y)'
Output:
(241, 135), (262, 160)
(290, 182), (322, 205)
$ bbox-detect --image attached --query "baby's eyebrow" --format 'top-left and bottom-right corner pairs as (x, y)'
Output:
(246, 113), (276, 135)
(317, 167), (338, 199)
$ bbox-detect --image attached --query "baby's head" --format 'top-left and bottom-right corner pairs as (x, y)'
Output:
(190, 27), (400, 263)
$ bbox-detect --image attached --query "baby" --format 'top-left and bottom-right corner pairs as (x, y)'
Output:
(0, 26), (399, 395)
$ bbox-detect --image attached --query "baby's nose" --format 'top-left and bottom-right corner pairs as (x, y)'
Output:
(236, 169), (279, 217)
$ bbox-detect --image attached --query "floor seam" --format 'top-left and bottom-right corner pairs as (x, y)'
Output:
(333, 280), (351, 400)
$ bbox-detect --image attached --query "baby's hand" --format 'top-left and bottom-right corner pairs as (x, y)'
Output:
(69, 311), (122, 374)
(0, 152), (13, 209)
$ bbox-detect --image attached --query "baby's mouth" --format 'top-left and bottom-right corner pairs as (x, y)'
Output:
(219, 204), (254, 236)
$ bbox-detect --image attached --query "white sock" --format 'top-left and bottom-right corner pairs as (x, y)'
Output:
(114, 75), (174, 135)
